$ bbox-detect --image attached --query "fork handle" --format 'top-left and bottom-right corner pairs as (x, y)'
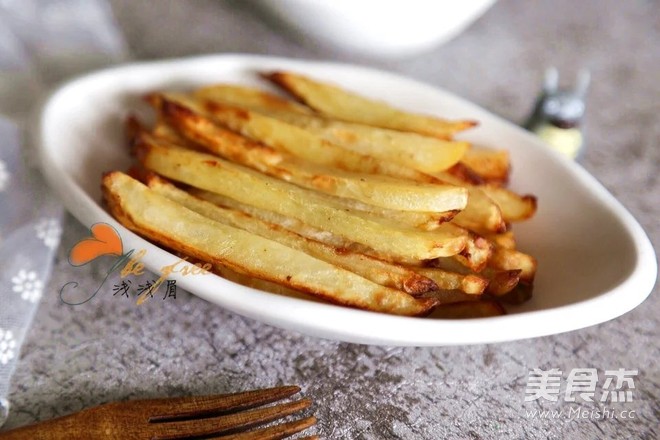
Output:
(0, 411), (89, 440)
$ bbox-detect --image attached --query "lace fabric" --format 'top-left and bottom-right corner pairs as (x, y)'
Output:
(0, 0), (126, 426)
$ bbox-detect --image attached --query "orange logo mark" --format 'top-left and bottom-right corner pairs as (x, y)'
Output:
(69, 223), (123, 266)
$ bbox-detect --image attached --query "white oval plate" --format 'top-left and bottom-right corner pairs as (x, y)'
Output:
(37, 55), (657, 346)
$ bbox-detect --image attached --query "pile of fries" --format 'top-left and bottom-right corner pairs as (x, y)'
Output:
(102, 71), (537, 318)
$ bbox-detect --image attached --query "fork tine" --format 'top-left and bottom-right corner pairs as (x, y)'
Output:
(151, 398), (312, 440)
(209, 416), (317, 439)
(149, 385), (301, 422)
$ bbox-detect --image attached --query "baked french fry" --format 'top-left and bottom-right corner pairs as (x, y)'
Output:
(138, 127), (459, 230)
(450, 187), (506, 233)
(443, 162), (485, 185)
(452, 233), (493, 273)
(212, 264), (320, 302)
(147, 174), (438, 295)
(196, 84), (314, 115)
(488, 248), (537, 283)
(460, 147), (510, 185)
(299, 119), (468, 173)
(266, 71), (477, 138)
(436, 171), (506, 233)
(191, 187), (356, 249)
(165, 245), (321, 302)
(424, 256), (522, 297)
(151, 92), (443, 184)
(479, 186), (537, 222)
(414, 268), (488, 295)
(150, 96), (469, 212)
(202, 99), (465, 187)
(484, 269), (522, 296)
(106, 72), (539, 316)
(353, 230), (491, 275)
(102, 171), (438, 316)
(482, 231), (516, 250)
(422, 289), (483, 305)
(195, 85), (469, 173)
(339, 201), (458, 231)
(135, 142), (468, 260)
(428, 300), (506, 319)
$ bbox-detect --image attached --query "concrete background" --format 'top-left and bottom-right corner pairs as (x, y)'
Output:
(3, 1), (658, 438)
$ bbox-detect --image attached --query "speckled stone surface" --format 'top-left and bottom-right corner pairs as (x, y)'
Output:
(2, 0), (659, 438)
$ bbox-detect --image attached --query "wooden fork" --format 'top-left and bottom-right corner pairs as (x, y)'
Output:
(0, 385), (318, 439)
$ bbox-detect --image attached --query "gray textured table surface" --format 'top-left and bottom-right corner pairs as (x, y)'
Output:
(3, 0), (659, 438)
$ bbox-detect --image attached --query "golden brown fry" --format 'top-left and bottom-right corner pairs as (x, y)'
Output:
(147, 93), (285, 163)
(141, 126), (459, 229)
(151, 96), (469, 212)
(194, 85), (469, 173)
(193, 187), (445, 265)
(135, 141), (468, 260)
(191, 187), (354, 248)
(152, 105), (457, 229)
(460, 147), (510, 185)
(443, 162), (485, 185)
(340, 204), (458, 231)
(482, 231), (516, 250)
(479, 185), (538, 222)
(266, 71), (477, 138)
(212, 265), (321, 302)
(452, 233), (493, 273)
(196, 84), (314, 115)
(155, 92), (443, 184)
(102, 171), (438, 316)
(147, 175), (438, 295)
(110, 74), (539, 316)
(196, 165), (456, 230)
(305, 120), (468, 173)
(164, 244), (321, 302)
(152, 121), (207, 152)
(483, 269), (522, 296)
(202, 99), (467, 188)
(428, 300), (506, 319)
(488, 248), (537, 283)
(414, 268), (488, 295)
(424, 256), (522, 297)
(124, 114), (144, 151)
(422, 289), (483, 305)
(434, 171), (506, 233)
(125, 112), (202, 154)
(357, 230), (491, 273)
(450, 188), (506, 233)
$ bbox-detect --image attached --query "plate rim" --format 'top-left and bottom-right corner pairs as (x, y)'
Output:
(35, 53), (658, 346)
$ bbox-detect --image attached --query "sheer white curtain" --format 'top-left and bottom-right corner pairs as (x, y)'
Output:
(0, 0), (127, 426)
